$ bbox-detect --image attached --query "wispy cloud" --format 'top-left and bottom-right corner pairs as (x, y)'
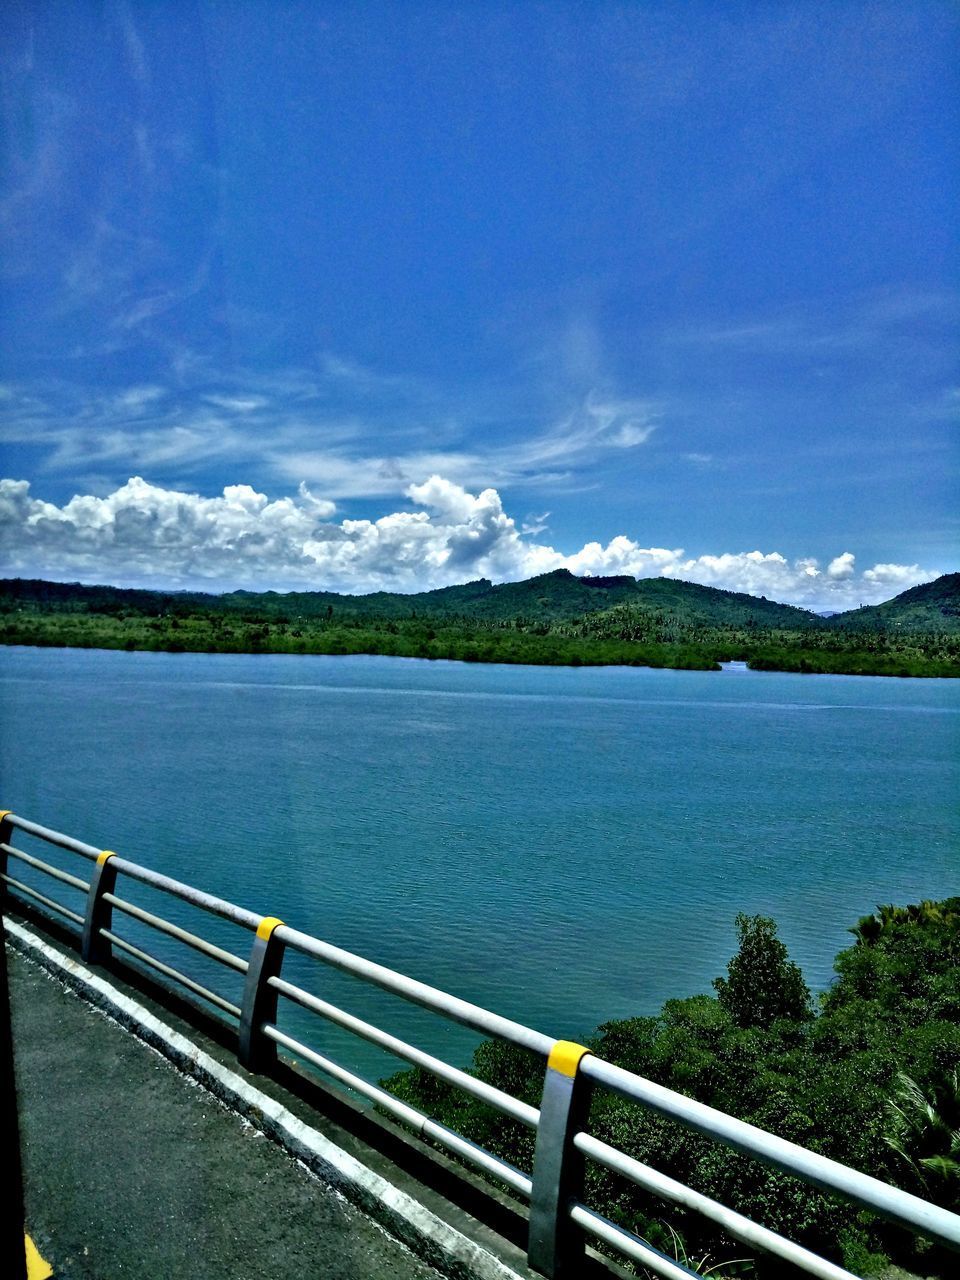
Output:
(673, 287), (959, 358)
(0, 350), (663, 502)
(115, 0), (150, 88)
(202, 394), (269, 413)
(521, 511), (550, 536)
(506, 393), (659, 469)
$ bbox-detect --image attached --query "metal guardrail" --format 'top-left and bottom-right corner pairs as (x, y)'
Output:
(2, 809), (958, 1280)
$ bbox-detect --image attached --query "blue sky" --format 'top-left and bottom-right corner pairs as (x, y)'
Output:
(1, 1), (957, 607)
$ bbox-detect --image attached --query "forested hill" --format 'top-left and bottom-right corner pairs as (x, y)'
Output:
(387, 569), (822, 627)
(0, 569), (819, 627)
(2, 572), (958, 676)
(550, 573), (820, 628)
(823, 572), (960, 634)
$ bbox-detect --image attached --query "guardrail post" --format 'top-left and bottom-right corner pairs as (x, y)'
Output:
(528, 1040), (593, 1278)
(239, 917), (286, 1072)
(0, 812), (12, 900)
(81, 851), (118, 964)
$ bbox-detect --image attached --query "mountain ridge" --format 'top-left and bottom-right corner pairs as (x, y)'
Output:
(2, 571), (958, 676)
(821, 572), (960, 634)
(0, 568), (956, 631)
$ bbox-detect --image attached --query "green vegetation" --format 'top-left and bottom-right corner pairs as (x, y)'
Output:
(822, 574), (960, 636)
(2, 572), (959, 676)
(383, 900), (960, 1276)
(566, 599), (960, 677)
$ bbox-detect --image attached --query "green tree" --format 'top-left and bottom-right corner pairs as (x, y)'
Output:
(713, 914), (812, 1029)
(885, 1068), (960, 1207)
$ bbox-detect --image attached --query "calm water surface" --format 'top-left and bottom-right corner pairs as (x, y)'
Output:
(2, 647), (957, 1077)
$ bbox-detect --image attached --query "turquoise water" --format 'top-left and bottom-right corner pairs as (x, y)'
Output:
(1, 647), (957, 1079)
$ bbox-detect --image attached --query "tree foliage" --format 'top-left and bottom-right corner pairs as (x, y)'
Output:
(3, 575), (959, 675)
(713, 914), (812, 1028)
(383, 899), (960, 1276)
(885, 1068), (960, 1198)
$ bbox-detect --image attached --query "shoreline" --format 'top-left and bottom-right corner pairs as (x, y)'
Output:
(2, 634), (958, 679)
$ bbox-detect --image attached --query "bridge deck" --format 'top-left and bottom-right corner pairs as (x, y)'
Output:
(8, 944), (445, 1280)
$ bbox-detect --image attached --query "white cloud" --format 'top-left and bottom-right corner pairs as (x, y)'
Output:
(114, 386), (166, 413)
(562, 537), (683, 579)
(862, 562), (928, 589)
(827, 551), (856, 579)
(0, 474), (942, 607)
(521, 511), (551, 536)
(0, 477), (334, 587)
(202, 394), (269, 413)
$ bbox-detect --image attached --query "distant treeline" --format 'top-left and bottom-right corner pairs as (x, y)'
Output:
(1, 574), (958, 676)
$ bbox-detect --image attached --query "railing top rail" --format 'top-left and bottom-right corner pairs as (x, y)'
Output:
(276, 922), (556, 1058)
(5, 813), (262, 933)
(7, 814), (103, 861)
(108, 856), (262, 932)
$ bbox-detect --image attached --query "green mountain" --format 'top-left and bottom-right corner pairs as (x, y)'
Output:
(824, 573), (960, 634)
(578, 575), (819, 630)
(0, 569), (819, 627)
(2, 571), (958, 676)
(418, 569), (822, 626)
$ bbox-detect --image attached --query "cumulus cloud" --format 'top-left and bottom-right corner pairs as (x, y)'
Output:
(0, 477), (335, 588)
(827, 551), (856, 579)
(863, 562), (928, 589)
(0, 474), (942, 607)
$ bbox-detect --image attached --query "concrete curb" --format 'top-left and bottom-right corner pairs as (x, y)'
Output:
(5, 917), (525, 1280)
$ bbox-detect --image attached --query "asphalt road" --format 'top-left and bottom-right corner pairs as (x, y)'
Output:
(8, 945), (443, 1280)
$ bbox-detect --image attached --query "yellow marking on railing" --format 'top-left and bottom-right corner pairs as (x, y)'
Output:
(257, 916), (284, 941)
(0, 810), (11, 821)
(25, 1234), (53, 1280)
(548, 1040), (591, 1078)
(97, 850), (116, 866)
